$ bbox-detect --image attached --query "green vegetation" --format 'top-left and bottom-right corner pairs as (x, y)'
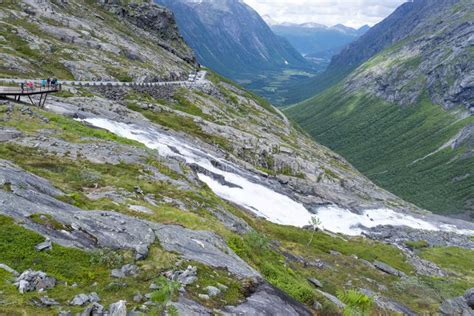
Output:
(150, 276), (180, 308)
(337, 289), (374, 316)
(127, 103), (233, 151)
(405, 240), (429, 250)
(286, 87), (474, 216)
(185, 262), (247, 308)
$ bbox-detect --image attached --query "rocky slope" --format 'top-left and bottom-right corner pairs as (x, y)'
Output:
(1, 0), (474, 315)
(286, 0), (474, 218)
(155, 0), (318, 105)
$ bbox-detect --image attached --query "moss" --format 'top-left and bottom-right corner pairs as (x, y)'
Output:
(29, 213), (71, 231)
(405, 240), (429, 250)
(127, 103), (233, 151)
(184, 262), (247, 308)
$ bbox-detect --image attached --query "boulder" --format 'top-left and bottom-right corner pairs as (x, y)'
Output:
(109, 300), (127, 316)
(165, 265), (198, 286)
(0, 263), (19, 276)
(373, 261), (406, 277)
(465, 288), (474, 309)
(439, 296), (474, 316)
(307, 277), (323, 288)
(35, 239), (52, 252)
(32, 296), (59, 307)
(316, 289), (345, 309)
(205, 286), (220, 297)
(135, 244), (149, 260)
(81, 302), (104, 316)
(14, 270), (56, 293)
(70, 293), (100, 306)
(111, 264), (139, 278)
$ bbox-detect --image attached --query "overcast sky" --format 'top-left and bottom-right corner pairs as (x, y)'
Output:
(243, 0), (409, 28)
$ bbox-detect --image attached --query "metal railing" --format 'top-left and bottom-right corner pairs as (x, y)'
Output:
(0, 84), (61, 94)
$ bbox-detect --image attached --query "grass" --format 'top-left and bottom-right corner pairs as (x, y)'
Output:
(286, 87), (474, 216)
(0, 213), (180, 315)
(127, 103), (233, 152)
(184, 262), (248, 308)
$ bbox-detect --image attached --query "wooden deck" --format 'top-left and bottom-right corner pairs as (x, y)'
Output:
(0, 85), (61, 107)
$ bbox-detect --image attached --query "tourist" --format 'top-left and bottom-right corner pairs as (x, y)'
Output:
(20, 82), (25, 92)
(41, 79), (46, 89)
(47, 77), (51, 88)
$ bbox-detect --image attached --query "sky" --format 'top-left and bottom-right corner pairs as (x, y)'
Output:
(243, 0), (409, 28)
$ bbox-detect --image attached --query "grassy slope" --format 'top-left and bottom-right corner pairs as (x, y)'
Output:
(286, 85), (474, 217)
(2, 98), (471, 314)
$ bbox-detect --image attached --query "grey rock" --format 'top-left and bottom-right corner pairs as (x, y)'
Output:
(133, 293), (143, 303)
(70, 293), (100, 306)
(58, 311), (72, 316)
(0, 127), (22, 142)
(439, 296), (474, 316)
(359, 288), (417, 316)
(155, 226), (259, 279)
(80, 302), (104, 316)
(35, 239), (52, 252)
(70, 294), (90, 306)
(14, 270), (56, 293)
(109, 300), (127, 316)
(205, 286), (220, 297)
(0, 263), (19, 276)
(149, 283), (159, 290)
(225, 283), (312, 316)
(373, 260), (406, 277)
(135, 244), (149, 261)
(316, 289), (345, 309)
(0, 160), (157, 252)
(464, 288), (474, 309)
(165, 265), (198, 286)
(169, 296), (212, 316)
(32, 296), (59, 307)
(307, 277), (323, 288)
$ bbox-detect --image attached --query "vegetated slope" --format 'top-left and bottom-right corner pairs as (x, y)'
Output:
(155, 0), (319, 106)
(1, 1), (474, 315)
(286, 0), (474, 218)
(282, 0), (467, 105)
(271, 23), (369, 70)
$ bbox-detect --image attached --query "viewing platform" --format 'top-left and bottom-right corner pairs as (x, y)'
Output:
(0, 85), (61, 108)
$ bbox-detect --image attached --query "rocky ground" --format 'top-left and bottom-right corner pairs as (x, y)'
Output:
(1, 0), (474, 315)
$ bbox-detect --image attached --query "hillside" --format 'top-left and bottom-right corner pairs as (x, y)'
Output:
(154, 0), (319, 106)
(1, 0), (474, 315)
(271, 23), (369, 70)
(286, 0), (474, 218)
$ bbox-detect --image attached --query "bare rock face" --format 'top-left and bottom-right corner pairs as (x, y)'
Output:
(344, 0), (474, 110)
(102, 1), (196, 65)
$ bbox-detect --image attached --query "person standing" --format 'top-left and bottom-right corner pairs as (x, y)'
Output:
(47, 77), (51, 88)
(41, 79), (46, 89)
(20, 82), (25, 92)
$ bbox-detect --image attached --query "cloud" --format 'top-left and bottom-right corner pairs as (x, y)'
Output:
(243, 0), (408, 28)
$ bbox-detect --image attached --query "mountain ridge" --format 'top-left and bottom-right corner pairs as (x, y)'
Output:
(286, 0), (474, 218)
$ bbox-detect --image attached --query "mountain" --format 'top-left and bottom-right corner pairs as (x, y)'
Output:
(286, 0), (474, 219)
(154, 0), (318, 105)
(270, 22), (369, 69)
(1, 1), (474, 315)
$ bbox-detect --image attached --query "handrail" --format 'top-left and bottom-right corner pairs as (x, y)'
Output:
(0, 84), (61, 94)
